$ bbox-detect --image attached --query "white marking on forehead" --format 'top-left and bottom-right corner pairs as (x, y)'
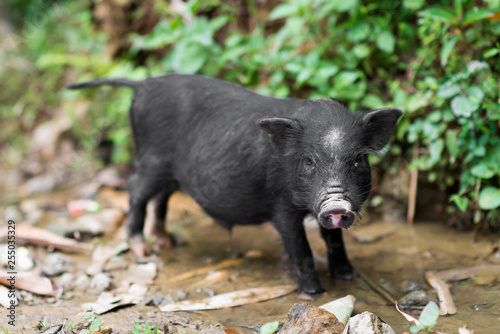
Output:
(323, 128), (344, 150)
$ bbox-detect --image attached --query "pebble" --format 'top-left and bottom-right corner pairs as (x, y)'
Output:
(347, 311), (395, 334)
(398, 290), (428, 308)
(90, 273), (111, 292)
(278, 302), (345, 334)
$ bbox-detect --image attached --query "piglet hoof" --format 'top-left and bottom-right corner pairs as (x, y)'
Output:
(297, 278), (325, 295)
(152, 230), (177, 252)
(130, 235), (151, 262)
(334, 265), (356, 281)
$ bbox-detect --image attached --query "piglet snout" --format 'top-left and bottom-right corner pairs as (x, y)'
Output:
(319, 208), (355, 229)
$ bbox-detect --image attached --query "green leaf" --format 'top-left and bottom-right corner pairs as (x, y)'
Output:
(464, 8), (493, 26)
(334, 71), (359, 89)
(419, 7), (455, 23)
(450, 194), (470, 212)
(466, 60), (488, 74)
(209, 15), (229, 33)
(479, 187), (500, 210)
(445, 130), (459, 162)
(297, 68), (314, 85)
(403, 0), (425, 11)
(353, 44), (371, 58)
(441, 35), (460, 67)
(82, 311), (94, 320)
(171, 42), (207, 73)
(451, 96), (478, 117)
(376, 31), (395, 54)
(418, 301), (440, 330)
(89, 317), (102, 332)
(316, 65), (339, 81)
(284, 62), (302, 74)
(454, 0), (463, 18)
(269, 3), (298, 20)
(428, 138), (445, 167)
(471, 164), (494, 179)
(467, 86), (484, 103)
(329, 0), (358, 12)
(346, 22), (370, 42)
(260, 321), (281, 334)
(437, 82), (460, 99)
(484, 48), (499, 58)
(409, 324), (422, 334)
(362, 94), (384, 109)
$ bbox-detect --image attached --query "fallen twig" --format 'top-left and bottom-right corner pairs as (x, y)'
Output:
(425, 271), (457, 315)
(157, 258), (245, 284)
(407, 144), (419, 226)
(355, 267), (395, 304)
(435, 265), (500, 282)
(425, 265), (500, 316)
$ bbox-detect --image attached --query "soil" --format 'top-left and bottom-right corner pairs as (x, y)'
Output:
(2, 187), (500, 333)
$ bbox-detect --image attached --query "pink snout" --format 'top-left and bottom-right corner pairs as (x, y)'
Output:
(319, 208), (355, 229)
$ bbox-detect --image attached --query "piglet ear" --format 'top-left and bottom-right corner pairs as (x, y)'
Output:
(257, 117), (302, 155)
(362, 108), (403, 151)
(257, 117), (301, 137)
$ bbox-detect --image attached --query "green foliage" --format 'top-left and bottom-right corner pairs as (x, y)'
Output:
(260, 321), (281, 334)
(408, 60), (500, 217)
(2, 0), (499, 224)
(130, 322), (160, 334)
(409, 301), (440, 333)
(64, 310), (105, 334)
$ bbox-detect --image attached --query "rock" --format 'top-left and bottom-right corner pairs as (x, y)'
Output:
(400, 280), (423, 293)
(471, 274), (497, 286)
(48, 208), (125, 238)
(398, 290), (428, 308)
(75, 274), (90, 290)
(90, 273), (111, 292)
(244, 249), (264, 259)
(21, 174), (57, 196)
(38, 253), (69, 277)
(58, 273), (76, 290)
(278, 302), (345, 334)
(347, 312), (395, 334)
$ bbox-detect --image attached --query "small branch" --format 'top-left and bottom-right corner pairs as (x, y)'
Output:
(356, 267), (395, 304)
(407, 144), (419, 226)
(425, 270), (457, 315)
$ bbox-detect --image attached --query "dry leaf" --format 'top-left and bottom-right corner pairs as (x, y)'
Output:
(159, 284), (296, 312)
(82, 283), (148, 314)
(0, 271), (55, 296)
(86, 242), (129, 275)
(0, 225), (91, 253)
(126, 262), (157, 285)
(0, 285), (16, 308)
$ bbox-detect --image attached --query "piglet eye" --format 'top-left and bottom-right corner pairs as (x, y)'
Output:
(353, 155), (362, 168)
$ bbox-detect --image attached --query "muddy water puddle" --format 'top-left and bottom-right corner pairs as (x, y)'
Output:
(2, 189), (500, 333)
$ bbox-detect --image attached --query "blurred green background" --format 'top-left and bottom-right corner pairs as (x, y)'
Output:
(1, 0), (499, 227)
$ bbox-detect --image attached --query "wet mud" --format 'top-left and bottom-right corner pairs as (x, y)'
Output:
(2, 189), (500, 333)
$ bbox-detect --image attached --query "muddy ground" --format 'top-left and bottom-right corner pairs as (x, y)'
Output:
(2, 186), (500, 333)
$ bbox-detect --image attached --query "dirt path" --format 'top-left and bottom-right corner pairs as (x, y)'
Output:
(3, 190), (500, 333)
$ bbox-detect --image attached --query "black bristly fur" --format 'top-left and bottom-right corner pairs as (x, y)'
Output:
(68, 73), (402, 294)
